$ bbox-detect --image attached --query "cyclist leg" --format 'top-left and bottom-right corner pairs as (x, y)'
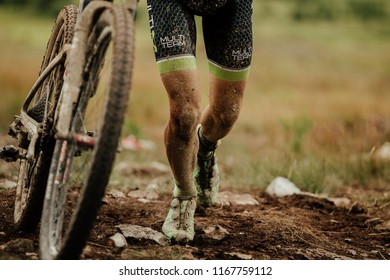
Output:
(147, 0), (199, 199)
(147, 0), (200, 242)
(194, 0), (253, 207)
(200, 0), (253, 142)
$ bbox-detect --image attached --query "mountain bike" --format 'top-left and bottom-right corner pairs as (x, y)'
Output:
(0, 0), (137, 259)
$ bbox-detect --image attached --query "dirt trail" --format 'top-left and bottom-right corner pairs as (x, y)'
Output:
(1, 131), (390, 260)
(1, 177), (390, 260)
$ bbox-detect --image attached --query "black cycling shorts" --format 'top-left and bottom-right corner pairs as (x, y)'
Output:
(146, 0), (253, 81)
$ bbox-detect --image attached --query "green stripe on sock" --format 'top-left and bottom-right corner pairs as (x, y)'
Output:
(158, 57), (197, 74)
(209, 62), (250, 82)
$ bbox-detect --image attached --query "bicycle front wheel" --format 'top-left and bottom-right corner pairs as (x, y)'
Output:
(39, 4), (134, 260)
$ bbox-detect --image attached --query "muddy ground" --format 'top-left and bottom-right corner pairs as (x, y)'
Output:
(1, 139), (390, 260)
(1, 175), (390, 260)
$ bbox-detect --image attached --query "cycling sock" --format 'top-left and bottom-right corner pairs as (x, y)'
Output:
(197, 126), (218, 159)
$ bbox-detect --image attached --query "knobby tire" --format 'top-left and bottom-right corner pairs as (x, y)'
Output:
(13, 5), (77, 231)
(39, 4), (134, 260)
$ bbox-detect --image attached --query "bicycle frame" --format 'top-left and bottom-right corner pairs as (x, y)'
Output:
(3, 39), (71, 166)
(28, 46), (71, 156)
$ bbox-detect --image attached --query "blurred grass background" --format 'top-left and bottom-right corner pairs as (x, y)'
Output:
(0, 0), (389, 194)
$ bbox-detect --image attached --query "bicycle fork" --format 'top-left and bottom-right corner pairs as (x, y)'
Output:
(55, 0), (137, 151)
(54, 2), (111, 149)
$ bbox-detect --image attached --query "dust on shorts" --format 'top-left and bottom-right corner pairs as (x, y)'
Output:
(146, 0), (253, 82)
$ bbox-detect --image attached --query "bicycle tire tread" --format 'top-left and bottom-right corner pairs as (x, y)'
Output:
(57, 5), (134, 260)
(14, 5), (78, 231)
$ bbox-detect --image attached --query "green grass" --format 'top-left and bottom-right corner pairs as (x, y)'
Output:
(0, 2), (389, 194)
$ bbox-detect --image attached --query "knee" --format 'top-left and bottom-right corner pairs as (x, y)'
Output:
(169, 105), (200, 141)
(212, 105), (241, 130)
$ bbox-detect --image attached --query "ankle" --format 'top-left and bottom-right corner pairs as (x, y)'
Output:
(173, 183), (197, 199)
(197, 126), (218, 158)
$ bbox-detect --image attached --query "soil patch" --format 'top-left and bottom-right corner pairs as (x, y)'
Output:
(1, 183), (390, 260)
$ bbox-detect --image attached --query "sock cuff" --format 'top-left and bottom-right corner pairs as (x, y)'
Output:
(197, 126), (219, 158)
(173, 182), (197, 199)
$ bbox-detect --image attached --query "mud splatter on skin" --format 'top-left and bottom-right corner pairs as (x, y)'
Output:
(200, 78), (247, 142)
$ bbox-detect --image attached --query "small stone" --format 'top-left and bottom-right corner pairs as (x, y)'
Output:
(138, 198), (151, 203)
(348, 249), (357, 256)
(216, 192), (259, 206)
(266, 177), (301, 197)
(203, 225), (229, 241)
(225, 252), (253, 260)
(375, 142), (390, 160)
(375, 220), (390, 230)
(117, 224), (170, 246)
(108, 189), (126, 198)
(127, 190), (159, 200)
(146, 182), (159, 191)
(25, 252), (39, 260)
(109, 233), (128, 249)
(0, 179), (17, 189)
(328, 197), (351, 208)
